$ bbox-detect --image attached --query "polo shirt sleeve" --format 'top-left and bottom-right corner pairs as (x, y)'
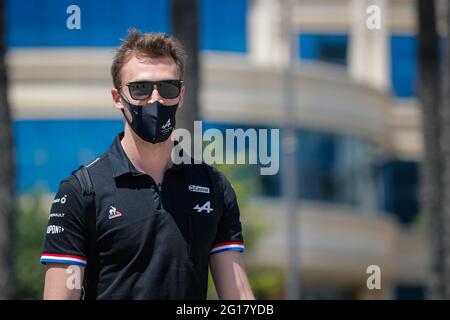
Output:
(40, 176), (88, 267)
(210, 171), (245, 256)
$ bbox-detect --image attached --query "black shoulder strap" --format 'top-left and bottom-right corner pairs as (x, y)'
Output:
(73, 165), (95, 196)
(72, 165), (98, 300)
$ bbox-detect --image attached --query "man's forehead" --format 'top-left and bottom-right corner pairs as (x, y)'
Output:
(122, 55), (178, 81)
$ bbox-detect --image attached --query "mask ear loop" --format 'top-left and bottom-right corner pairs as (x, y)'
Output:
(119, 94), (136, 127)
(120, 104), (134, 126)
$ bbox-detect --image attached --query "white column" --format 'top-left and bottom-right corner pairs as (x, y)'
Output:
(349, 0), (390, 91)
(247, 0), (289, 67)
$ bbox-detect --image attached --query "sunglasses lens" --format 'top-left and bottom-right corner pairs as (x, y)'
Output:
(158, 81), (181, 99)
(129, 82), (153, 100)
(127, 81), (181, 100)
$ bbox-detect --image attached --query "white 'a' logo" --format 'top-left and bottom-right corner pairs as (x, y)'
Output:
(194, 201), (213, 213)
(162, 119), (171, 130)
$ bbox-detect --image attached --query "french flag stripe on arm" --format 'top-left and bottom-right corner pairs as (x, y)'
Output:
(210, 242), (245, 255)
(40, 253), (87, 266)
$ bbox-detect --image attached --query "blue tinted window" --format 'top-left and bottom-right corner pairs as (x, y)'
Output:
(7, 0), (247, 52)
(391, 35), (417, 97)
(380, 160), (419, 225)
(7, 0), (169, 47)
(200, 0), (247, 52)
(396, 285), (425, 300)
(299, 34), (348, 65)
(260, 129), (379, 209)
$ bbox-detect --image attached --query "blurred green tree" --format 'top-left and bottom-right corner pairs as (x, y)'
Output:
(16, 194), (47, 299)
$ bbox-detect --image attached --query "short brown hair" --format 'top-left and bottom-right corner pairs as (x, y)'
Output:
(111, 28), (186, 89)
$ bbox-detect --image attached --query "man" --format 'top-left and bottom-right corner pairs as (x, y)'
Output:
(41, 29), (254, 300)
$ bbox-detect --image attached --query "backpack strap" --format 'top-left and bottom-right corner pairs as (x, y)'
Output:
(72, 165), (98, 300)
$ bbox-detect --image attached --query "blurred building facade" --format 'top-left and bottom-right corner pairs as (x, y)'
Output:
(9, 0), (425, 299)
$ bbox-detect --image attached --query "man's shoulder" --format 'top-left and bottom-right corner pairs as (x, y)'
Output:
(202, 163), (224, 180)
(59, 153), (109, 193)
(75, 152), (111, 176)
(84, 152), (110, 171)
(191, 163), (232, 193)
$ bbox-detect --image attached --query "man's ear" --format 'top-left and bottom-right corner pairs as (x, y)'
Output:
(111, 88), (123, 110)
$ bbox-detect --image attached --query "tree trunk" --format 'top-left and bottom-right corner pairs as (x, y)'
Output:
(439, 0), (450, 299)
(0, 0), (17, 299)
(417, 0), (446, 299)
(170, 0), (200, 136)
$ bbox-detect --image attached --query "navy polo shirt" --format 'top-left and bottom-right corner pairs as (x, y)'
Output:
(41, 132), (245, 299)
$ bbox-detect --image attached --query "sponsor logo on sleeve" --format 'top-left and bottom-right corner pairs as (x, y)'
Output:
(48, 213), (65, 219)
(53, 195), (68, 204)
(47, 225), (65, 234)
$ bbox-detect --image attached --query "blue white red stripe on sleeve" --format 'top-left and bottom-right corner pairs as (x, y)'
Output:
(210, 242), (245, 255)
(40, 253), (87, 266)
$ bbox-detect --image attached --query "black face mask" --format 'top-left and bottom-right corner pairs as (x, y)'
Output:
(120, 94), (178, 144)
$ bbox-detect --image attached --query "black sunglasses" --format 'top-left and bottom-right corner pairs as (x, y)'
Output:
(120, 80), (184, 100)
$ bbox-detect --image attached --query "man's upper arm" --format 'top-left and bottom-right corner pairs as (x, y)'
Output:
(44, 263), (85, 300)
(209, 251), (254, 300)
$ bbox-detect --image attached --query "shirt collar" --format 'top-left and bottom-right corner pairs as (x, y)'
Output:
(108, 132), (185, 179)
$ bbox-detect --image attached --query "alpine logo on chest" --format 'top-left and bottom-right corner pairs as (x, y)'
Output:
(193, 201), (214, 214)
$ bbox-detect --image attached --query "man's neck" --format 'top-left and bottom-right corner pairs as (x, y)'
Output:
(120, 125), (173, 184)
